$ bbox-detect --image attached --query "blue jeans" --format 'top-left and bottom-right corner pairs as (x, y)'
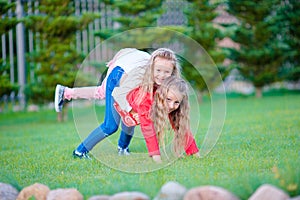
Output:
(76, 66), (134, 153)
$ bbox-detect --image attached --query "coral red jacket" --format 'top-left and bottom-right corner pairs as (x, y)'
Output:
(127, 87), (199, 156)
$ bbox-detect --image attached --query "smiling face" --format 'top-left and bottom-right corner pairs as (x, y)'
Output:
(166, 87), (183, 113)
(153, 57), (174, 86)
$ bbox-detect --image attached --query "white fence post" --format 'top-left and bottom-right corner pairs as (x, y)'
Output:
(16, 0), (26, 109)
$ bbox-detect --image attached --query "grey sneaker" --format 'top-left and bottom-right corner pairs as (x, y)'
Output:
(72, 150), (91, 160)
(54, 84), (65, 112)
(118, 146), (130, 156)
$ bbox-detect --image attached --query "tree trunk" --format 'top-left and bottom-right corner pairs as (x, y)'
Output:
(57, 112), (63, 122)
(63, 103), (68, 121)
(57, 103), (68, 122)
(255, 87), (262, 98)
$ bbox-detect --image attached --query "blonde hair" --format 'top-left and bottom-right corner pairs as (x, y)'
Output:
(151, 76), (190, 156)
(134, 48), (180, 105)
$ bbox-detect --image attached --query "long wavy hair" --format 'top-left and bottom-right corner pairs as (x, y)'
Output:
(151, 76), (190, 156)
(134, 48), (180, 105)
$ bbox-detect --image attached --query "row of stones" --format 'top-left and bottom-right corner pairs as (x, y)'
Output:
(0, 181), (299, 200)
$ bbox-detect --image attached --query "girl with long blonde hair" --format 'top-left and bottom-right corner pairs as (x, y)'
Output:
(126, 75), (199, 162)
(151, 76), (193, 156)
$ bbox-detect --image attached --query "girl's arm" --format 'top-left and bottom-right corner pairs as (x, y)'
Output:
(152, 155), (162, 163)
(127, 88), (161, 158)
(184, 130), (199, 156)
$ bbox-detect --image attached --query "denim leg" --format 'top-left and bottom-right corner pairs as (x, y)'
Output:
(118, 122), (135, 149)
(76, 67), (124, 153)
(76, 143), (88, 153)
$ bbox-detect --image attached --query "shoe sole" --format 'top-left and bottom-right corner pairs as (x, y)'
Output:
(73, 154), (92, 160)
(54, 84), (62, 112)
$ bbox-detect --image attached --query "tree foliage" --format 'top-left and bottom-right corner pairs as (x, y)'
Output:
(23, 0), (99, 104)
(276, 0), (300, 82)
(227, 0), (288, 97)
(0, 62), (19, 97)
(95, 0), (164, 40)
(113, 1), (163, 29)
(0, 0), (18, 35)
(0, 0), (19, 96)
(181, 0), (227, 94)
(95, 0), (228, 97)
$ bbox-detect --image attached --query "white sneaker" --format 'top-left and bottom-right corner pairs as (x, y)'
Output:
(118, 146), (130, 156)
(54, 84), (65, 112)
(72, 150), (91, 160)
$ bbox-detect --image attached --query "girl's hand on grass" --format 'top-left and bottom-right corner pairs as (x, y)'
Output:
(152, 155), (162, 163)
(193, 152), (200, 158)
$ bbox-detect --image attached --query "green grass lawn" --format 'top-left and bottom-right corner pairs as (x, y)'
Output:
(0, 93), (299, 199)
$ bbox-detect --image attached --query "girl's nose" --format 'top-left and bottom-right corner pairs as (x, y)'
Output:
(168, 102), (175, 110)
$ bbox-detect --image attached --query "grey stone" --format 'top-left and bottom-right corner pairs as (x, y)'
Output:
(154, 181), (187, 200)
(249, 184), (289, 200)
(184, 185), (240, 200)
(47, 188), (83, 200)
(0, 182), (19, 200)
(110, 191), (149, 200)
(88, 195), (111, 200)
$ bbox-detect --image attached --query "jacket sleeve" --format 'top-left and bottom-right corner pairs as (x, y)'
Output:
(127, 89), (160, 156)
(184, 130), (199, 155)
